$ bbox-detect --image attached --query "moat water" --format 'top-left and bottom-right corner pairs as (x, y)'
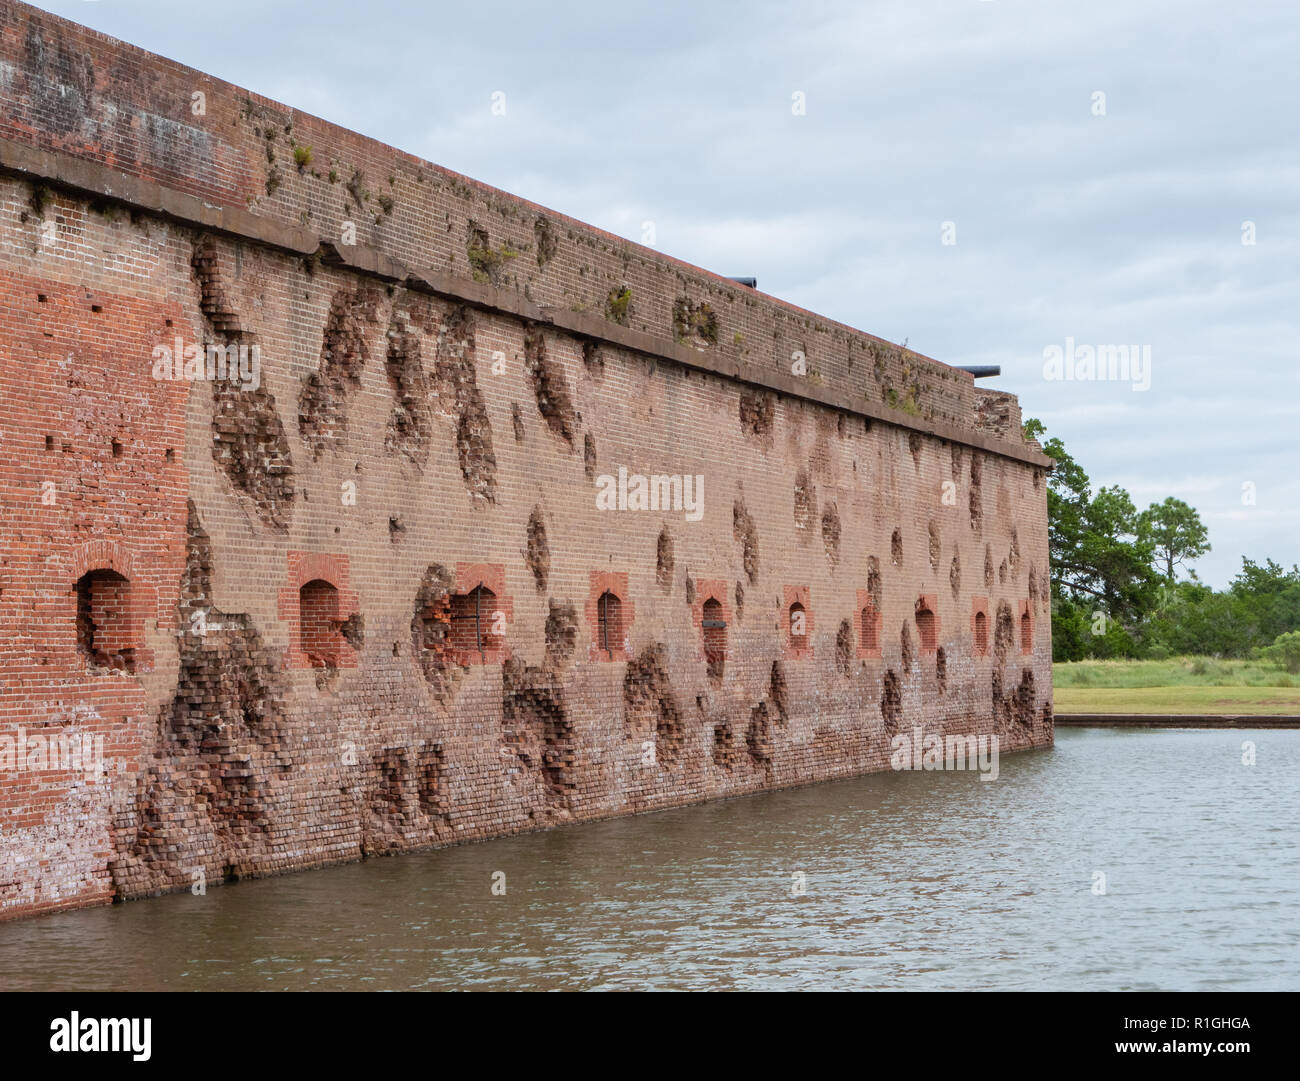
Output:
(1, 728), (1296, 991)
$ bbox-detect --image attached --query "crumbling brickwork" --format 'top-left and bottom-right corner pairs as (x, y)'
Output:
(0, 0), (1053, 921)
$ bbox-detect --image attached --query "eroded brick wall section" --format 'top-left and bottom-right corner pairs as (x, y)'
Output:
(0, 0), (1054, 922)
(0, 264), (191, 915)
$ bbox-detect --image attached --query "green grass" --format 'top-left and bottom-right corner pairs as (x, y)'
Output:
(1053, 656), (1300, 714)
(1053, 686), (1300, 715)
(1054, 656), (1293, 688)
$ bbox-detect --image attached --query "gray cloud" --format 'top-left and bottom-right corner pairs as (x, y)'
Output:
(38, 0), (1300, 585)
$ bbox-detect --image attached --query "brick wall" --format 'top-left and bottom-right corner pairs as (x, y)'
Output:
(0, 0), (1055, 921)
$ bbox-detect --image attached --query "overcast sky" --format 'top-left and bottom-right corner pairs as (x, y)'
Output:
(37, 0), (1299, 586)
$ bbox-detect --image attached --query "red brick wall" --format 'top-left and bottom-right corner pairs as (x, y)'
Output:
(299, 580), (341, 667)
(0, 263), (190, 917)
(586, 571), (633, 663)
(1019, 599), (1036, 656)
(855, 592), (883, 659)
(972, 597), (991, 656)
(451, 564), (511, 666)
(277, 552), (360, 670)
(915, 594), (941, 654)
(0, 0), (1055, 922)
(782, 585), (815, 662)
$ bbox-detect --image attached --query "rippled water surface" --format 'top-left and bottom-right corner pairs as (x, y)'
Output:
(1, 728), (1296, 990)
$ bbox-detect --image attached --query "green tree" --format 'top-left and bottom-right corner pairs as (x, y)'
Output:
(1230, 558), (1300, 646)
(1140, 578), (1251, 657)
(1023, 418), (1158, 632)
(1138, 496), (1210, 581)
(1024, 420), (1300, 660)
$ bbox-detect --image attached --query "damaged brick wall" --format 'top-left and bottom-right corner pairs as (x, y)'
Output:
(193, 241), (295, 529)
(623, 645), (684, 768)
(524, 327), (576, 448)
(0, 264), (191, 917)
(502, 658), (575, 813)
(0, 0), (1053, 923)
(410, 564), (459, 703)
(433, 306), (497, 502)
(114, 502), (291, 896)
(299, 285), (384, 459)
(384, 305), (434, 466)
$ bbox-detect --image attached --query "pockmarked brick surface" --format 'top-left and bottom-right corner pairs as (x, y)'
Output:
(0, 0), (1055, 920)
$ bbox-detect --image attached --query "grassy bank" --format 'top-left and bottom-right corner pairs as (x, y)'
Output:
(1053, 657), (1300, 715)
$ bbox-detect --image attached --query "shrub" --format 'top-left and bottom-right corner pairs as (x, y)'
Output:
(1257, 631), (1300, 674)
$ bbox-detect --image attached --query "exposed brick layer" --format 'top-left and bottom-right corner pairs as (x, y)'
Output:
(0, 0), (1053, 922)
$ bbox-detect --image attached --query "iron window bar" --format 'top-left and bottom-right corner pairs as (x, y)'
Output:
(474, 587), (486, 661)
(462, 587), (491, 662)
(598, 591), (615, 658)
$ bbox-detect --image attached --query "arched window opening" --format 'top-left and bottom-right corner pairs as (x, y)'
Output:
(860, 604), (879, 652)
(702, 597), (727, 680)
(597, 590), (623, 659)
(299, 578), (342, 668)
(789, 601), (808, 650)
(974, 610), (989, 655)
(451, 584), (501, 661)
(1020, 609), (1033, 653)
(915, 603), (937, 652)
(75, 568), (134, 672)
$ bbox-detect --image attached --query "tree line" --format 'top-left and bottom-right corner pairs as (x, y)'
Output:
(1023, 418), (1300, 669)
